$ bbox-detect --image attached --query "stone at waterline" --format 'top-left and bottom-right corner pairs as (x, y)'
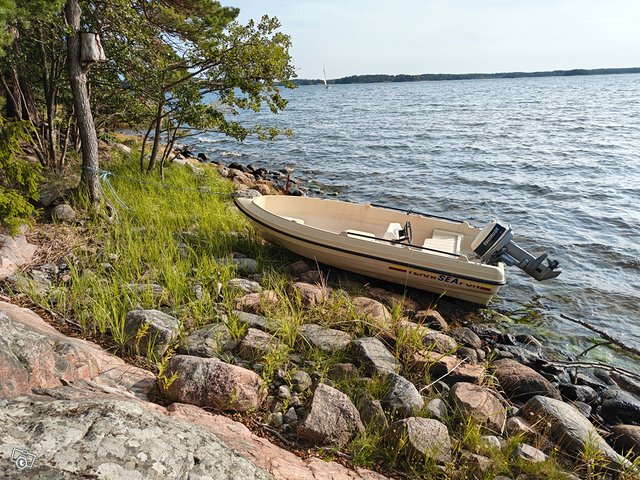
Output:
(610, 425), (640, 456)
(381, 373), (425, 419)
(297, 383), (364, 446)
(450, 327), (482, 350)
(559, 383), (598, 404)
(521, 395), (631, 470)
(600, 389), (640, 425)
(388, 417), (452, 464)
(164, 355), (265, 412)
(124, 309), (180, 357)
(414, 309), (449, 331)
(492, 358), (562, 402)
(449, 382), (506, 434)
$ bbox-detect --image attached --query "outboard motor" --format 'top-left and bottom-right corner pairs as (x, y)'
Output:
(471, 222), (561, 281)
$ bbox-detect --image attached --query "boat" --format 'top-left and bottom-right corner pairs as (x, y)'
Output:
(234, 196), (561, 305)
(323, 65), (329, 89)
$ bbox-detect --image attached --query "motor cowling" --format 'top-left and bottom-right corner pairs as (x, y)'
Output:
(472, 221), (561, 281)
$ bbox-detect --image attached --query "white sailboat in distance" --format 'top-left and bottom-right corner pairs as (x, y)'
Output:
(323, 64), (329, 89)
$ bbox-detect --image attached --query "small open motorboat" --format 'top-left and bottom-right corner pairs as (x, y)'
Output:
(234, 196), (560, 305)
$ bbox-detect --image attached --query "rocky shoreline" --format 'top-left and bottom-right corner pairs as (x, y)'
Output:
(1, 147), (639, 479)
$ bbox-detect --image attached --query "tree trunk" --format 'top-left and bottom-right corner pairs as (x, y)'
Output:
(65, 0), (101, 207)
(147, 99), (164, 172)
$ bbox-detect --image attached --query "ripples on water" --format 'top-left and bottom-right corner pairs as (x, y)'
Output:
(192, 75), (640, 365)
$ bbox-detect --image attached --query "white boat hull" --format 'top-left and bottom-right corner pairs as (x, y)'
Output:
(235, 196), (506, 305)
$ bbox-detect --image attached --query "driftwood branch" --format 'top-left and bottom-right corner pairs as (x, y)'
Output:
(542, 359), (640, 383)
(560, 313), (640, 358)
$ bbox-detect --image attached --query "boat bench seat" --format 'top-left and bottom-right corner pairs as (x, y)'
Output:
(283, 216), (305, 225)
(343, 229), (377, 242)
(423, 229), (463, 256)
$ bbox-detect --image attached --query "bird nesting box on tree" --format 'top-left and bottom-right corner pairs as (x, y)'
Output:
(80, 32), (106, 64)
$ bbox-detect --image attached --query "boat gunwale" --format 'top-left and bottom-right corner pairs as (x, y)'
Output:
(234, 197), (506, 287)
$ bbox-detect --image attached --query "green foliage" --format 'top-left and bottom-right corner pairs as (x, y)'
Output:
(0, 117), (41, 233)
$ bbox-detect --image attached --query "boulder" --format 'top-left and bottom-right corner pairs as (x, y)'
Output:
(238, 328), (281, 361)
(381, 374), (425, 418)
(291, 282), (329, 307)
(0, 231), (38, 280)
(521, 395), (630, 470)
(600, 389), (640, 425)
(450, 327), (482, 350)
(492, 358), (562, 402)
(286, 259), (313, 277)
(351, 337), (399, 376)
(412, 350), (484, 385)
(388, 417), (452, 464)
(51, 203), (76, 223)
(298, 323), (352, 353)
(232, 309), (271, 331)
(123, 309), (180, 357)
(422, 332), (458, 354)
(365, 287), (421, 315)
(177, 323), (237, 358)
(426, 398), (448, 422)
(352, 296), (392, 331)
(289, 371), (313, 393)
(515, 443), (547, 463)
(297, 384), (364, 446)
(450, 382), (506, 434)
(328, 363), (359, 381)
(505, 416), (536, 439)
(359, 399), (388, 428)
(164, 355), (265, 412)
(610, 425), (640, 456)
(559, 383), (598, 404)
(234, 290), (279, 314)
(414, 309), (449, 331)
(227, 278), (263, 294)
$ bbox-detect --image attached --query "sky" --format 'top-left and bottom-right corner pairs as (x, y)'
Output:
(222, 0), (640, 80)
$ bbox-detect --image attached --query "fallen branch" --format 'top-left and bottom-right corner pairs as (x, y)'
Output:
(541, 359), (640, 383)
(560, 313), (640, 358)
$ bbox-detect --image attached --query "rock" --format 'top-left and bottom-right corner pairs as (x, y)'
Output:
(278, 385), (291, 399)
(457, 347), (479, 364)
(290, 371), (313, 393)
(328, 363), (359, 381)
(494, 344), (544, 368)
(124, 309), (180, 357)
(291, 282), (329, 307)
(0, 231), (38, 280)
(234, 290), (279, 314)
(51, 203), (76, 223)
(515, 443), (547, 462)
(113, 142), (132, 154)
(600, 389), (640, 425)
(298, 323), (352, 353)
(381, 374), (425, 419)
(610, 425), (640, 456)
(177, 323), (236, 358)
(352, 296), (392, 331)
(365, 287), (421, 315)
(388, 417), (452, 464)
(351, 337), (399, 376)
(164, 355), (265, 412)
(414, 309), (449, 331)
(126, 283), (168, 303)
(296, 270), (325, 284)
(460, 451), (492, 475)
(286, 259), (313, 277)
(268, 411), (284, 428)
(611, 371), (640, 397)
(227, 278), (262, 294)
(413, 350), (484, 385)
(450, 327), (482, 349)
(505, 416), (536, 438)
(480, 435), (505, 450)
(297, 384), (364, 446)
(396, 319), (430, 338)
(234, 188), (262, 198)
(238, 328), (281, 361)
(422, 331), (458, 354)
(559, 383), (598, 404)
(492, 358), (562, 402)
(284, 406), (299, 426)
(232, 257), (259, 275)
(359, 399), (388, 427)
(232, 309), (271, 331)
(426, 398), (448, 422)
(521, 395), (630, 469)
(450, 382), (506, 434)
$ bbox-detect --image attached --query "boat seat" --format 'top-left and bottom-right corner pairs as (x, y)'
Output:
(422, 229), (463, 256)
(282, 216), (305, 225)
(343, 229), (377, 242)
(382, 222), (402, 241)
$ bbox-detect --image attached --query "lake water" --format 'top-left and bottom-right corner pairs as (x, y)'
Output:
(191, 74), (640, 367)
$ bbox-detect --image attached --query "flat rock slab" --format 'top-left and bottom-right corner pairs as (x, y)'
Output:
(381, 373), (425, 418)
(351, 337), (399, 376)
(232, 309), (272, 331)
(164, 355), (265, 412)
(227, 277), (263, 294)
(297, 383), (364, 446)
(235, 290), (279, 315)
(388, 417), (452, 464)
(298, 323), (352, 353)
(522, 395), (630, 470)
(124, 309), (180, 357)
(450, 382), (506, 434)
(492, 358), (561, 402)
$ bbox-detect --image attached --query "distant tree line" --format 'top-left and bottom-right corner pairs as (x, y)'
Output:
(294, 67), (640, 86)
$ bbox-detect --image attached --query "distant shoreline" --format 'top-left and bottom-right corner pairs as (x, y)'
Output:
(293, 67), (640, 86)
